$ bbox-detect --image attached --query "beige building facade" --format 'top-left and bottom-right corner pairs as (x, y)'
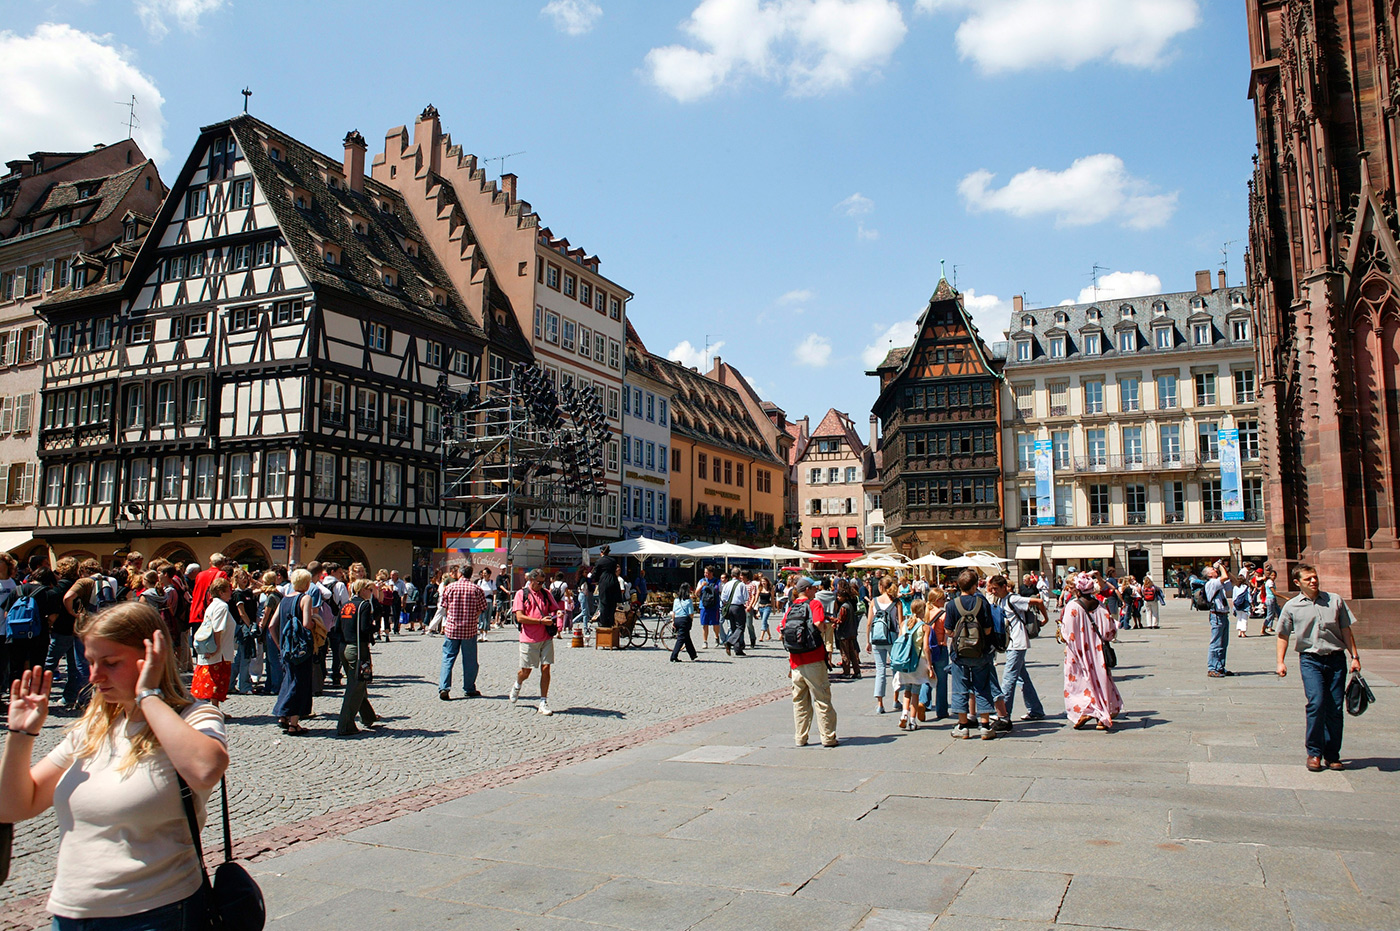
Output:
(1002, 272), (1267, 584)
(796, 409), (870, 567)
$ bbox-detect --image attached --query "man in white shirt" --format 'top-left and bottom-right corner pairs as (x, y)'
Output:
(988, 575), (1047, 721)
(1203, 566), (1234, 677)
(721, 568), (749, 657)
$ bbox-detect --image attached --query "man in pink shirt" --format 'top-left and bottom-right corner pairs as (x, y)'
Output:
(509, 569), (562, 716)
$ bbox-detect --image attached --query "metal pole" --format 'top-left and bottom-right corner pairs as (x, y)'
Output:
(504, 370), (516, 588)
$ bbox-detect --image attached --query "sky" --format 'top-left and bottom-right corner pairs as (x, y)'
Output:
(1, 0), (1259, 429)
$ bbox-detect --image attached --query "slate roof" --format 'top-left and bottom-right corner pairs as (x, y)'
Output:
(627, 343), (784, 467)
(1002, 285), (1253, 368)
(217, 116), (487, 338)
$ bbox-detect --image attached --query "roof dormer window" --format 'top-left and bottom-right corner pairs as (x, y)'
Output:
(269, 147), (281, 161)
(382, 270), (397, 288)
(1153, 301), (1168, 316)
(1015, 340), (1031, 362)
(1021, 315), (1034, 329)
(1054, 311), (1069, 325)
(322, 247), (340, 267)
(1086, 307), (1101, 321)
(1119, 303), (1134, 317)
(1083, 333), (1100, 354)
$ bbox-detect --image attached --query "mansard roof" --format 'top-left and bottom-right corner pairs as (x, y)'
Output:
(222, 115), (486, 337)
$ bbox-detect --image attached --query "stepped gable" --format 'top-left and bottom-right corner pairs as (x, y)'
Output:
(810, 408), (866, 456)
(630, 347), (784, 467)
(223, 114), (484, 336)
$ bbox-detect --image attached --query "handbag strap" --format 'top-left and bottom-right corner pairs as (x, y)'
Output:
(177, 774), (234, 871)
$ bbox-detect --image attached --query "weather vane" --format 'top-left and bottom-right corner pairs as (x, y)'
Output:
(241, 88), (252, 113)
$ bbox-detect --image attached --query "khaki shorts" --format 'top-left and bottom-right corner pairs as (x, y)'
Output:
(519, 638), (555, 669)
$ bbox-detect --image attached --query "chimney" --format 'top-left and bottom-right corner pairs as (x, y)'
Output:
(710, 355), (722, 378)
(413, 104), (442, 174)
(343, 131), (366, 194)
(500, 173), (517, 203)
(1218, 269), (1227, 290)
(1195, 269), (1212, 295)
(1013, 294), (1023, 314)
(869, 414), (879, 450)
(801, 415), (810, 436)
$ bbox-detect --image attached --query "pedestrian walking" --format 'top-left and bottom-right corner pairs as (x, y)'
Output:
(1261, 567), (1279, 635)
(669, 582), (698, 662)
(574, 566), (594, 633)
(757, 576), (774, 641)
(893, 599), (930, 730)
(1203, 566), (1234, 677)
(988, 575), (1046, 722)
(696, 566), (722, 648)
(1140, 575), (1163, 629)
(866, 576), (901, 714)
(438, 568), (486, 701)
(945, 570), (999, 740)
(256, 571), (283, 695)
(273, 569), (317, 735)
(9, 567), (59, 697)
(1061, 574), (1122, 730)
(783, 577), (837, 747)
(337, 579), (379, 735)
(917, 587), (950, 721)
(721, 568), (749, 657)
(1275, 564), (1362, 772)
(509, 569), (562, 716)
(191, 578), (236, 707)
(834, 580), (862, 678)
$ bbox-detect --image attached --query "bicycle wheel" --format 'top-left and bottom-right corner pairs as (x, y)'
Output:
(626, 619), (650, 649)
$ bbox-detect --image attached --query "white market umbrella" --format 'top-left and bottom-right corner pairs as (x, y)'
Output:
(910, 553), (949, 567)
(586, 537), (693, 558)
(749, 545), (809, 562)
(847, 554), (908, 570)
(687, 541), (759, 559)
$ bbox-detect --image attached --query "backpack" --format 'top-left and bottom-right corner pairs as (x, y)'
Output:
(700, 582), (719, 610)
(890, 622), (923, 673)
(193, 618), (219, 655)
(95, 576), (116, 609)
(949, 594), (989, 660)
(279, 594), (313, 664)
(4, 591), (41, 639)
(1233, 587), (1251, 611)
(780, 600), (821, 654)
(870, 602), (896, 646)
(1007, 598), (1041, 640)
(1191, 586), (1210, 611)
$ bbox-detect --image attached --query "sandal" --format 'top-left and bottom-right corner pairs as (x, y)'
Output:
(1073, 716), (1093, 730)
(285, 724), (310, 736)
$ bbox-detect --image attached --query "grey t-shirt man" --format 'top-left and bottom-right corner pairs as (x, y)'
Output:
(1277, 592), (1353, 654)
(1204, 575), (1233, 617)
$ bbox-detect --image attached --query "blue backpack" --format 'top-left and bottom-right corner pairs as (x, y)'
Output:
(4, 591), (41, 639)
(279, 594), (314, 664)
(891, 622), (923, 673)
(870, 602), (896, 646)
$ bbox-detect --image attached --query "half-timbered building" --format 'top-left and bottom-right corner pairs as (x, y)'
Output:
(36, 115), (531, 572)
(869, 277), (1005, 561)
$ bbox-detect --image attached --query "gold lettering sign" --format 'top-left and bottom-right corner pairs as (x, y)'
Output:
(703, 488), (742, 501)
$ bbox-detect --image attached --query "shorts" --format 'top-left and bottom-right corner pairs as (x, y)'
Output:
(519, 639), (555, 669)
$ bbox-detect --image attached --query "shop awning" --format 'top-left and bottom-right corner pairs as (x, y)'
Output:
(0, 531), (33, 553)
(1049, 543), (1115, 560)
(1014, 544), (1043, 560)
(846, 526), (859, 538)
(810, 528), (822, 540)
(808, 552), (864, 564)
(1242, 542), (1268, 557)
(1162, 542), (1232, 557)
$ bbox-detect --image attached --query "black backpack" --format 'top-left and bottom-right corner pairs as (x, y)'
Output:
(949, 594), (989, 659)
(1191, 587), (1209, 611)
(700, 582), (719, 610)
(781, 600), (821, 654)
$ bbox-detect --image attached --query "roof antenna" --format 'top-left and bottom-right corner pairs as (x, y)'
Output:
(1090, 263), (1108, 301)
(483, 151), (526, 177)
(1220, 239), (1240, 285)
(952, 264), (963, 290)
(115, 95), (140, 139)
(241, 88), (252, 114)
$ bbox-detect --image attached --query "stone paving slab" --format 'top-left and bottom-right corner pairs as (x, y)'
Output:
(1057, 875), (1291, 931)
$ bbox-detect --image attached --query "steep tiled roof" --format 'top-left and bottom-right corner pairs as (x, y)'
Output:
(874, 346), (909, 371)
(225, 115), (486, 337)
(24, 161), (151, 225)
(808, 407), (867, 458)
(628, 344), (783, 466)
(783, 420), (808, 467)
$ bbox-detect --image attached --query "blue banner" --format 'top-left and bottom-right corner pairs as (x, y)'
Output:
(1219, 426), (1244, 520)
(1034, 439), (1055, 526)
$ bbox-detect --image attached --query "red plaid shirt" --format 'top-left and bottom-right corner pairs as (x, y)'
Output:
(441, 578), (487, 640)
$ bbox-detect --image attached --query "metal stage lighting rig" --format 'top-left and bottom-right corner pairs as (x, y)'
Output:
(435, 363), (610, 577)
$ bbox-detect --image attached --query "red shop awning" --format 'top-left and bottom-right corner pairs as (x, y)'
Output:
(809, 552), (863, 564)
(846, 527), (858, 538)
(810, 528), (822, 540)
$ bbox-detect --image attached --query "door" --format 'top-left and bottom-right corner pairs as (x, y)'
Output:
(1127, 548), (1149, 581)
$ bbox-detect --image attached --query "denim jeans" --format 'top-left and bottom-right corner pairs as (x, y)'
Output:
(231, 636), (255, 693)
(1208, 612), (1230, 672)
(919, 650), (950, 718)
(262, 629), (283, 693)
(1299, 651), (1346, 761)
(948, 655), (995, 717)
(758, 606), (772, 632)
(440, 637), (479, 693)
(871, 644), (890, 699)
(1000, 648), (1044, 717)
(53, 886), (207, 930)
(44, 633), (89, 705)
(575, 592), (592, 630)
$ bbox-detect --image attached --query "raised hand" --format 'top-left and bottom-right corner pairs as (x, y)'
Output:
(134, 628), (168, 693)
(8, 667), (53, 736)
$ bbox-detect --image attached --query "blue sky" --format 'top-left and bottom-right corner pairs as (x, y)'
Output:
(3, 0), (1257, 429)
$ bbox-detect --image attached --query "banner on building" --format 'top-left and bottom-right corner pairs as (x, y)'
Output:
(1034, 439), (1055, 526)
(1219, 426), (1244, 521)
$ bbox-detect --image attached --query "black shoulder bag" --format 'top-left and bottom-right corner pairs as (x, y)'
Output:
(1087, 614), (1118, 669)
(178, 775), (266, 931)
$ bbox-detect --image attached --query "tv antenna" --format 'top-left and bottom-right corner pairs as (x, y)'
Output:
(952, 264), (963, 290)
(1089, 263), (1109, 301)
(1220, 239), (1240, 284)
(116, 95), (140, 138)
(483, 150), (526, 177)
(241, 87), (252, 113)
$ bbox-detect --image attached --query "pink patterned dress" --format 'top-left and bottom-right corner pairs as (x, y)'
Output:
(1061, 598), (1123, 726)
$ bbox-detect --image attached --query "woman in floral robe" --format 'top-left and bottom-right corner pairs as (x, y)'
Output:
(1061, 574), (1123, 729)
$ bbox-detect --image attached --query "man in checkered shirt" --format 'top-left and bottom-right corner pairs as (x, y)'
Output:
(439, 566), (487, 701)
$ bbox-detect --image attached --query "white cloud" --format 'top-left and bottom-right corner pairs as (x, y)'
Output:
(646, 0), (907, 102)
(1074, 270), (1162, 304)
(861, 319), (918, 368)
(917, 0), (1199, 73)
(962, 288), (1014, 339)
(542, 0), (602, 35)
(135, 0), (224, 39)
(856, 223), (879, 240)
(794, 333), (833, 366)
(959, 153), (1178, 230)
(836, 192), (874, 216)
(0, 24), (168, 164)
(777, 288), (815, 304)
(667, 339), (724, 370)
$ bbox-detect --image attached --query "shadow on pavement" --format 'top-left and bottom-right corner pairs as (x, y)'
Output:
(563, 707), (627, 718)
(1344, 757), (1400, 772)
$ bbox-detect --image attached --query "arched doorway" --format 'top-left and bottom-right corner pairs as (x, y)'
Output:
(225, 539), (272, 574)
(154, 542), (198, 572)
(316, 540), (369, 572)
(58, 550), (100, 566)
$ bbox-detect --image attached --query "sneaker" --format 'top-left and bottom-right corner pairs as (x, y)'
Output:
(538, 700), (553, 716)
(994, 717), (1013, 733)
(876, 704), (886, 715)
(509, 683), (520, 704)
(898, 714), (908, 729)
(951, 725), (971, 739)
(438, 689), (451, 701)
(1020, 712), (1045, 721)
(979, 726), (997, 740)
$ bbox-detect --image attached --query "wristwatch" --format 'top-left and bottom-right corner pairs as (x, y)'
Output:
(135, 688), (164, 706)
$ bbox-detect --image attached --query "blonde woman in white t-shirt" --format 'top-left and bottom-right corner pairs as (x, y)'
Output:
(0, 601), (229, 929)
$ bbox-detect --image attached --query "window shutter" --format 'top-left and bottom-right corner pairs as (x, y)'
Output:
(4, 335), (17, 367)
(16, 394), (34, 433)
(20, 462), (36, 502)
(0, 465), (8, 505)
(0, 397), (10, 433)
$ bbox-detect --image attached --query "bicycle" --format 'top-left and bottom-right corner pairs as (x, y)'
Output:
(625, 605), (673, 649)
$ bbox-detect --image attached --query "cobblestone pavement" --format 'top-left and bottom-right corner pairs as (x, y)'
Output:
(1, 626), (794, 907)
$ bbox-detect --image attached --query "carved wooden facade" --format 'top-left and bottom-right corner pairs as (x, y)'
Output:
(36, 115), (531, 569)
(1246, 0), (1400, 602)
